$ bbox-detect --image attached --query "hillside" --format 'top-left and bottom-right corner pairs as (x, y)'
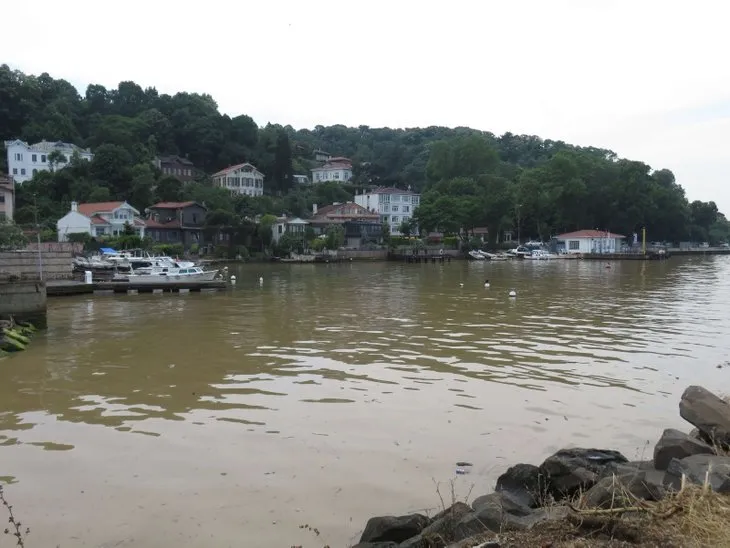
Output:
(0, 64), (727, 245)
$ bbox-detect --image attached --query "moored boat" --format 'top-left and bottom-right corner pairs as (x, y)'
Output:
(120, 266), (219, 283)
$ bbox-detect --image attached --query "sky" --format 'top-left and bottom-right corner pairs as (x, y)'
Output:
(5, 0), (730, 212)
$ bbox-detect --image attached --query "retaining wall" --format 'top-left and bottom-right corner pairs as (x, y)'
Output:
(0, 281), (47, 328)
(0, 250), (74, 280)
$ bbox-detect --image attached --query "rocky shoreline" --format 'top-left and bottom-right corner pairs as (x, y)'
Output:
(353, 385), (730, 548)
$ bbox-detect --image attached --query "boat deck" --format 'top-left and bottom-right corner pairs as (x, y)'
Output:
(47, 280), (228, 296)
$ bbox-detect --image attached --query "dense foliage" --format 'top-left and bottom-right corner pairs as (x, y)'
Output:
(1, 65), (727, 245)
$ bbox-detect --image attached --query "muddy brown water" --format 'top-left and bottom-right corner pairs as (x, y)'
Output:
(1, 257), (729, 547)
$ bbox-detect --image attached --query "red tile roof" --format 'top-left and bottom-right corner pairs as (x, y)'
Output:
(89, 215), (108, 225)
(312, 162), (352, 171)
(557, 230), (625, 239)
(77, 201), (125, 216)
(145, 219), (181, 229)
(149, 201), (196, 209)
(313, 202), (378, 221)
(368, 187), (416, 195)
(212, 163), (261, 177)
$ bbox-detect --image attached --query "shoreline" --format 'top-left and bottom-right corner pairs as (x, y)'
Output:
(353, 385), (730, 548)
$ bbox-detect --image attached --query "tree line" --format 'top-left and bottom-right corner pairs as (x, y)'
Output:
(0, 64), (726, 246)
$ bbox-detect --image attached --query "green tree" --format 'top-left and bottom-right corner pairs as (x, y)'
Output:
(0, 221), (27, 250)
(273, 130), (294, 194)
(324, 224), (345, 249)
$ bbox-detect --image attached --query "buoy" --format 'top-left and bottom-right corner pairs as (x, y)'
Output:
(230, 275), (237, 285)
(484, 279), (490, 288)
(509, 290), (516, 298)
(459, 283), (464, 288)
(259, 276), (264, 284)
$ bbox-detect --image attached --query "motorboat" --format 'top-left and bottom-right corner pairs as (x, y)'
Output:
(121, 266), (219, 283)
(506, 245), (532, 259)
(468, 250), (487, 260)
(525, 250), (556, 260)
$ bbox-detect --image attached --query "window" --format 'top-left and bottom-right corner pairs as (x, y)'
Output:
(392, 216), (399, 223)
(32, 154), (37, 162)
(20, 168), (25, 175)
(392, 195), (400, 202)
(569, 240), (580, 250)
(14, 153), (22, 161)
(41, 155), (46, 163)
(392, 205), (399, 212)
(32, 169), (38, 175)
(412, 196), (419, 204)
(12, 168), (17, 175)
(334, 172), (340, 179)
(402, 205), (410, 213)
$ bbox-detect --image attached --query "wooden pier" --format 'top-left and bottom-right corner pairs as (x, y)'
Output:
(47, 280), (227, 297)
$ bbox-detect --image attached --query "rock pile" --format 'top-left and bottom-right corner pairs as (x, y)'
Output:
(353, 385), (730, 548)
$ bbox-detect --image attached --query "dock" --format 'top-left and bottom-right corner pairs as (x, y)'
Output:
(47, 279), (228, 297)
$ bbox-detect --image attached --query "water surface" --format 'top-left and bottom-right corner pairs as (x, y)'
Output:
(1, 257), (728, 547)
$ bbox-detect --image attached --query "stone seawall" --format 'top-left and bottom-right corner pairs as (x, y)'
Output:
(0, 281), (47, 328)
(0, 250), (74, 280)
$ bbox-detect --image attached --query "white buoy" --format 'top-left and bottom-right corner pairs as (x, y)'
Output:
(459, 282), (464, 288)
(230, 275), (237, 285)
(484, 279), (490, 288)
(259, 276), (264, 285)
(509, 290), (516, 298)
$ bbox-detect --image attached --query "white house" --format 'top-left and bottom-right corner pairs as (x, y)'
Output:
(556, 230), (625, 254)
(293, 174), (309, 185)
(4, 139), (94, 183)
(355, 187), (421, 235)
(212, 163), (264, 196)
(56, 201), (146, 242)
(271, 216), (309, 244)
(311, 158), (353, 184)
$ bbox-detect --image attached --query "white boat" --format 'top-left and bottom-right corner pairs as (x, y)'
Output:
(122, 266), (219, 283)
(506, 246), (532, 258)
(526, 250), (555, 260)
(468, 250), (487, 260)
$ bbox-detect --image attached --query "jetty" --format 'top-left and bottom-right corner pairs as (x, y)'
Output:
(47, 279), (227, 296)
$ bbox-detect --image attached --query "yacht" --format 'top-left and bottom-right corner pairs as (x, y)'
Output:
(118, 265), (219, 283)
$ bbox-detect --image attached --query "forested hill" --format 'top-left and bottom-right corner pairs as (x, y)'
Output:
(0, 64), (726, 244)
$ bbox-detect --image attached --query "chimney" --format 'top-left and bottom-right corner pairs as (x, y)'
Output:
(71, 201), (78, 212)
(313, 203), (318, 215)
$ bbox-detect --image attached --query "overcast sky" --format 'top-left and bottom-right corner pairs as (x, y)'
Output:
(6, 0), (730, 212)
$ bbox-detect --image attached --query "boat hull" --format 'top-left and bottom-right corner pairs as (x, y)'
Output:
(125, 270), (219, 284)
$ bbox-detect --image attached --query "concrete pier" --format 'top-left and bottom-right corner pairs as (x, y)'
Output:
(0, 281), (47, 328)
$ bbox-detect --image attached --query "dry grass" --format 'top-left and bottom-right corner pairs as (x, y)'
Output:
(455, 473), (730, 548)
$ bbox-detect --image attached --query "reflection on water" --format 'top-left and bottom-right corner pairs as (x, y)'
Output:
(1, 257), (729, 547)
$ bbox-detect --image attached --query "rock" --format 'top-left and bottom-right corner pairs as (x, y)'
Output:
(351, 543), (399, 548)
(495, 463), (543, 507)
(667, 454), (730, 493)
(538, 448), (628, 499)
(399, 503), (472, 548)
(653, 428), (715, 470)
(679, 385), (730, 446)
(453, 492), (533, 541)
(359, 513), (430, 544)
(582, 469), (679, 508)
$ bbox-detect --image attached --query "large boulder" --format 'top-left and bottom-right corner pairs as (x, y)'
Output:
(399, 503), (472, 548)
(538, 448), (628, 499)
(679, 385), (730, 446)
(359, 513), (430, 544)
(582, 468), (680, 508)
(494, 463), (543, 508)
(653, 428), (715, 470)
(667, 454), (730, 493)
